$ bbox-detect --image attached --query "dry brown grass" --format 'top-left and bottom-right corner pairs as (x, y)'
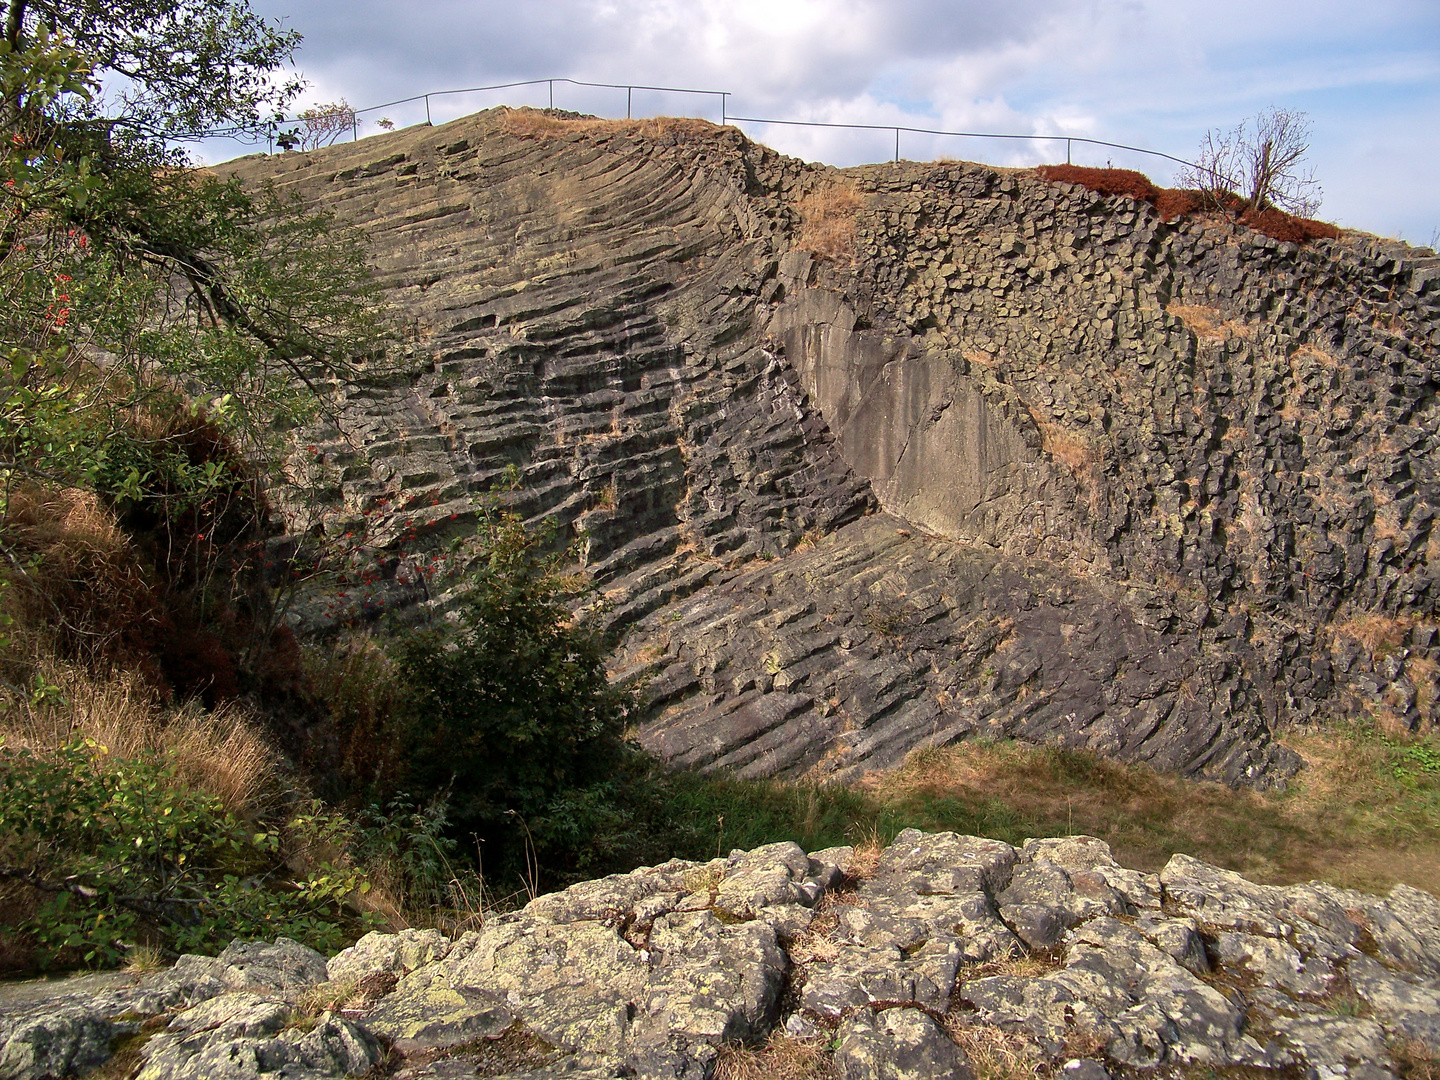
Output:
(1034, 418), (1095, 476)
(1, 662), (282, 815)
(941, 1019), (1048, 1080)
(1329, 613), (1417, 656)
(961, 953), (1062, 981)
(714, 1032), (837, 1080)
(1393, 1038), (1440, 1080)
(1167, 302), (1254, 340)
(500, 108), (719, 143)
(795, 183), (864, 263)
(845, 826), (886, 880)
(868, 735), (1440, 897)
(0, 486), (160, 679)
(1293, 342), (1340, 368)
(1410, 655), (1439, 716)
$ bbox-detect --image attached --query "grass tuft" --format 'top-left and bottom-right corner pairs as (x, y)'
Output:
(941, 1019), (1048, 1080)
(714, 1031), (837, 1080)
(795, 183), (863, 262)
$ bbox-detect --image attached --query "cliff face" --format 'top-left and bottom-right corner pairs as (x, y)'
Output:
(224, 108), (1440, 787)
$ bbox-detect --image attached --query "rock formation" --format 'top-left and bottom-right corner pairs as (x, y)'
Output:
(4, 831), (1438, 1079)
(222, 107), (1440, 786)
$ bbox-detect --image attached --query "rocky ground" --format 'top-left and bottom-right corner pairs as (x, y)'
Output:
(221, 108), (1440, 789)
(3, 831), (1438, 1079)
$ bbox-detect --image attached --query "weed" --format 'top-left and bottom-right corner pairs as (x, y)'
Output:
(861, 596), (910, 639)
(122, 945), (166, 974)
(867, 729), (1440, 896)
(500, 109), (717, 144)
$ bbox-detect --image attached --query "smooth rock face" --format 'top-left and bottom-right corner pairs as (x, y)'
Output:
(221, 109), (1439, 788)
(6, 832), (1439, 1080)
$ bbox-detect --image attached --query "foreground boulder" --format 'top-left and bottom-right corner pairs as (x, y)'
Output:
(2, 831), (1437, 1079)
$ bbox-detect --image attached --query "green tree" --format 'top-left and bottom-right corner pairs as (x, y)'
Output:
(3, 0), (301, 138)
(0, 4), (387, 692)
(391, 500), (636, 884)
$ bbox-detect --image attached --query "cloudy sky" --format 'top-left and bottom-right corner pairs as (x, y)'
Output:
(212, 0), (1440, 244)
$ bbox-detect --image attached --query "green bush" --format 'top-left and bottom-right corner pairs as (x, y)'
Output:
(389, 502), (635, 884)
(0, 739), (371, 966)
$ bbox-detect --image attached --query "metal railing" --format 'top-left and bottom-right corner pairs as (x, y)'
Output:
(723, 114), (1199, 172)
(347, 77), (729, 133)
(247, 77), (1205, 178)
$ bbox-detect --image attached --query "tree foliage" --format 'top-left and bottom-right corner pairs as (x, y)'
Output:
(291, 99), (355, 151)
(0, 5), (388, 703)
(0, 739), (372, 965)
(389, 498), (636, 883)
(3, 0), (301, 139)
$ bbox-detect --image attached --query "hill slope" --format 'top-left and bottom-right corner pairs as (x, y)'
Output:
(224, 108), (1440, 787)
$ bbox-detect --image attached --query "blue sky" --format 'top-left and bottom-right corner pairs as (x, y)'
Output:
(206, 0), (1440, 245)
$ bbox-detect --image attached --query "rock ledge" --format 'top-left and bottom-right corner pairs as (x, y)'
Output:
(3, 832), (1437, 1079)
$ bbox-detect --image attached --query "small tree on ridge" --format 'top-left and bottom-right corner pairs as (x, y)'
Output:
(1181, 107), (1322, 218)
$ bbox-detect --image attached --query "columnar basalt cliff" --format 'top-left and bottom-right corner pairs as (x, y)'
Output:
(224, 107), (1440, 787)
(4, 833), (1439, 1079)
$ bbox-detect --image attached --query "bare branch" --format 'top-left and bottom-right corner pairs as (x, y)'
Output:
(1179, 107), (1322, 218)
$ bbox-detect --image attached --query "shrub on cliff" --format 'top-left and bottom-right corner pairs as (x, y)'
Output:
(387, 497), (636, 884)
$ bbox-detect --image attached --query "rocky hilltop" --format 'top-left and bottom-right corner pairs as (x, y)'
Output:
(4, 832), (1440, 1079)
(224, 108), (1440, 787)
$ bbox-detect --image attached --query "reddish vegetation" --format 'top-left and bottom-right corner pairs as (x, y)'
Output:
(1036, 165), (1160, 205)
(1234, 204), (1341, 244)
(1154, 189), (1204, 221)
(1034, 163), (1340, 244)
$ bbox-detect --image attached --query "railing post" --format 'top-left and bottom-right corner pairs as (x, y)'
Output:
(1067, 138), (1072, 165)
(627, 86), (632, 119)
(425, 94), (431, 125)
(894, 128), (900, 162)
(352, 115), (358, 142)
(721, 92), (727, 126)
(548, 80), (554, 109)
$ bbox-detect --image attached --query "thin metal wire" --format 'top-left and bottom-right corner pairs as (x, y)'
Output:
(725, 115), (1202, 173)
(246, 77), (1213, 179)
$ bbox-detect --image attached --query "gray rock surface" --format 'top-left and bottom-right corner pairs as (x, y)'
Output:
(5, 831), (1437, 1079)
(220, 108), (1440, 788)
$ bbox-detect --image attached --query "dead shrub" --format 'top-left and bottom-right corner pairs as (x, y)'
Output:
(1166, 303), (1253, 340)
(1035, 418), (1094, 475)
(1, 485), (164, 683)
(962, 952), (1062, 980)
(1166, 303), (1223, 339)
(796, 182), (864, 262)
(1293, 342), (1339, 368)
(845, 825), (886, 880)
(1238, 203), (1341, 243)
(1392, 1037), (1440, 1080)
(1035, 163), (1340, 242)
(1036, 164), (1158, 205)
(714, 1031), (837, 1080)
(1153, 188), (1203, 221)
(1330, 614), (1415, 657)
(1, 403), (276, 707)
